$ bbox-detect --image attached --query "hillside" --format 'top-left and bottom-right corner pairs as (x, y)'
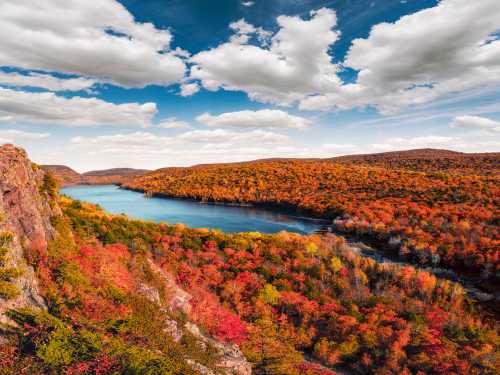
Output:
(124, 150), (500, 288)
(82, 168), (150, 177)
(331, 148), (500, 175)
(40, 165), (82, 185)
(1, 145), (498, 374)
(1, 145), (251, 375)
(41, 166), (149, 186)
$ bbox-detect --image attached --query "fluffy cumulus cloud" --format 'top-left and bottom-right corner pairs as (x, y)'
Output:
(196, 109), (312, 130)
(450, 115), (500, 133)
(0, 129), (49, 144)
(300, 0), (500, 113)
(177, 129), (289, 143)
(71, 132), (173, 148)
(0, 71), (96, 92)
(71, 129), (289, 148)
(66, 128), (291, 169)
(189, 8), (341, 106)
(64, 129), (359, 170)
(157, 118), (191, 129)
(188, 1), (500, 114)
(0, 0), (185, 88)
(179, 82), (200, 97)
(0, 88), (156, 127)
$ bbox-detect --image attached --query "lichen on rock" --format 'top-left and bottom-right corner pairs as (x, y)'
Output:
(0, 144), (61, 324)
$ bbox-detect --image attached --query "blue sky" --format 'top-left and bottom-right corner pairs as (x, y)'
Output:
(0, 0), (499, 171)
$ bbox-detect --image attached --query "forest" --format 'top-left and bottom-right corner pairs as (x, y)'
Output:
(1, 195), (498, 374)
(123, 153), (499, 289)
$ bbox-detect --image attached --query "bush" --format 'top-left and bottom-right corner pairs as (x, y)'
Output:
(0, 231), (21, 300)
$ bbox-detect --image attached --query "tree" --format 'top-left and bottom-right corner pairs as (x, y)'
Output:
(242, 314), (303, 375)
(259, 284), (280, 306)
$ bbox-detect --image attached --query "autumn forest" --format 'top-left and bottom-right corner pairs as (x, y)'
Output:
(0, 145), (498, 375)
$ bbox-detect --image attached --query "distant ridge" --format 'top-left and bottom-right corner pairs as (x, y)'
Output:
(43, 148), (499, 184)
(152, 148), (499, 175)
(330, 148), (499, 175)
(330, 148), (475, 161)
(41, 165), (150, 186)
(41, 165), (81, 185)
(83, 168), (150, 177)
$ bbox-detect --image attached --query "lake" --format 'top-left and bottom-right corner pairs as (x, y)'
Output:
(61, 185), (326, 234)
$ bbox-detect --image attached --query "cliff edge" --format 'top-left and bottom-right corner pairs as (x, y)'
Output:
(0, 144), (60, 324)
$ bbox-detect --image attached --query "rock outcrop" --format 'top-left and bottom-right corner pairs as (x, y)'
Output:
(0, 144), (251, 374)
(0, 144), (60, 323)
(139, 259), (252, 375)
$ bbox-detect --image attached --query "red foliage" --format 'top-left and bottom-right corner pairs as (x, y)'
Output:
(65, 355), (121, 375)
(298, 362), (338, 375)
(190, 290), (247, 344)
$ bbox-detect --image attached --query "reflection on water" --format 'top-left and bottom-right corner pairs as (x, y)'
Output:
(61, 185), (327, 234)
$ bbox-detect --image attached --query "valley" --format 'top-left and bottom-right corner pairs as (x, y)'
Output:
(2, 1), (499, 374)
(1, 145), (498, 374)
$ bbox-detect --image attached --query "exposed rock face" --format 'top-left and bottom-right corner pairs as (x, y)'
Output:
(185, 322), (252, 375)
(0, 144), (251, 373)
(140, 259), (252, 375)
(0, 144), (60, 323)
(147, 258), (192, 315)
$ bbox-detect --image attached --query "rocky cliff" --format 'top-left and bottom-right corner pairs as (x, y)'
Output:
(0, 144), (252, 374)
(0, 144), (61, 324)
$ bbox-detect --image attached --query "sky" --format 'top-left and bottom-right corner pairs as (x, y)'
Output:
(0, 0), (499, 172)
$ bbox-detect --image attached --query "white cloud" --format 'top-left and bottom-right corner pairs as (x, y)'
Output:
(0, 0), (185, 88)
(189, 1), (500, 114)
(62, 129), (342, 170)
(229, 19), (271, 45)
(0, 88), (156, 127)
(71, 132), (173, 147)
(71, 129), (289, 148)
(196, 109), (312, 130)
(177, 129), (290, 144)
(0, 71), (96, 92)
(157, 118), (191, 129)
(450, 115), (500, 133)
(190, 8), (341, 106)
(301, 0), (500, 113)
(179, 82), (200, 97)
(0, 129), (49, 143)
(242, 2), (255, 7)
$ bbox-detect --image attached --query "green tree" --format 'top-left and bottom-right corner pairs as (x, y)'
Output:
(243, 314), (302, 375)
(259, 284), (280, 306)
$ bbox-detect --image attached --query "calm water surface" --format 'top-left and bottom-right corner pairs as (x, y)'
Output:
(61, 185), (325, 234)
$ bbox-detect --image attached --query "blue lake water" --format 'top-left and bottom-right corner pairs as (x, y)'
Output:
(61, 185), (326, 234)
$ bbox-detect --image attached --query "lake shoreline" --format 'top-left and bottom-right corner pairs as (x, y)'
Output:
(60, 184), (326, 235)
(120, 184), (499, 317)
(120, 184), (333, 224)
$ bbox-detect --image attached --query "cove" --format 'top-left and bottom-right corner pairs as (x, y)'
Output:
(61, 185), (327, 234)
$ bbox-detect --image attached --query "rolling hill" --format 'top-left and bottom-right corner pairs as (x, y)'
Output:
(41, 165), (150, 186)
(1, 144), (498, 374)
(123, 149), (500, 287)
(331, 148), (500, 175)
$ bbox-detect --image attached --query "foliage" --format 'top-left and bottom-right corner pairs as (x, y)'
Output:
(2, 194), (499, 374)
(57, 200), (500, 374)
(0, 231), (21, 300)
(124, 158), (500, 282)
(39, 172), (58, 199)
